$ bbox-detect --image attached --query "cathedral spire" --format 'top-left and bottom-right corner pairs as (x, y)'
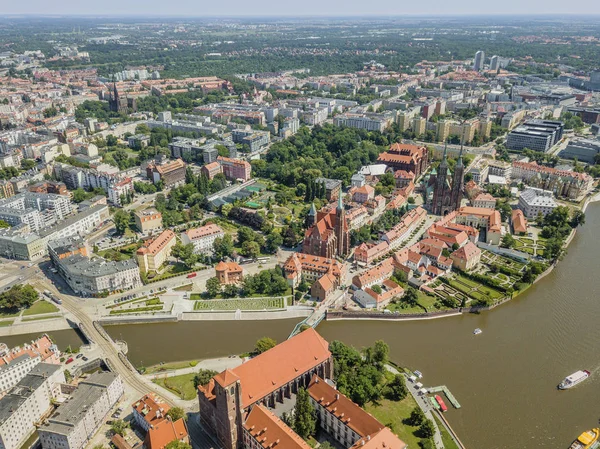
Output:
(337, 193), (343, 212)
(441, 140), (448, 167)
(456, 142), (464, 167)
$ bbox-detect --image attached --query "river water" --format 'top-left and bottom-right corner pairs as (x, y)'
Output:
(57, 203), (600, 448)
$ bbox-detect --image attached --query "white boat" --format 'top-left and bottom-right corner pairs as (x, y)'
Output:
(558, 370), (590, 390)
(473, 328), (482, 335)
(414, 370), (423, 379)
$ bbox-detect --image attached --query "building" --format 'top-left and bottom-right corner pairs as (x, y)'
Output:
(303, 197), (350, 258)
(39, 373), (124, 449)
(132, 393), (189, 449)
(511, 161), (592, 200)
(0, 363), (64, 449)
(198, 328), (333, 449)
(511, 209), (528, 235)
(49, 237), (142, 296)
(307, 375), (407, 449)
(455, 207), (502, 245)
(450, 241), (481, 272)
(471, 192), (496, 209)
(181, 224), (225, 255)
(107, 82), (136, 113)
(333, 113), (393, 132)
(429, 145), (465, 216)
(134, 208), (163, 234)
(231, 129), (270, 153)
(376, 143), (429, 178)
(506, 120), (564, 153)
(146, 157), (186, 188)
(215, 261), (244, 285)
(108, 177), (133, 207)
(201, 161), (223, 180)
(315, 178), (342, 202)
(243, 405), (311, 449)
(218, 156), (252, 182)
(560, 138), (600, 164)
(0, 192), (72, 226)
(28, 181), (68, 196)
(353, 279), (404, 309)
(0, 335), (60, 396)
(468, 159), (489, 185)
(473, 50), (485, 71)
(136, 230), (176, 274)
(518, 187), (557, 219)
(283, 252), (345, 300)
(128, 134), (150, 149)
(0, 181), (14, 199)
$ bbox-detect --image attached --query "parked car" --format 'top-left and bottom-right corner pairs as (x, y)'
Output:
(65, 358), (74, 364)
(82, 356), (88, 362)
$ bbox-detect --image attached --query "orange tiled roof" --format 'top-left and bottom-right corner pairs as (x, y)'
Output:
(244, 405), (312, 449)
(146, 418), (189, 449)
(0, 335), (57, 366)
(132, 393), (170, 427)
(512, 209), (528, 234)
(451, 241), (481, 262)
(137, 230), (175, 256)
(185, 223), (224, 241)
(350, 427), (407, 449)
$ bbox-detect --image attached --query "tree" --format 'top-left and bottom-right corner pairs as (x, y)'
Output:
(172, 242), (198, 268)
(166, 407), (186, 421)
(21, 159), (36, 170)
(106, 135), (118, 146)
(242, 241), (260, 259)
(72, 188), (90, 203)
(386, 374), (408, 401)
(495, 201), (512, 222)
(193, 369), (218, 388)
(254, 337), (277, 354)
(0, 220), (9, 228)
(571, 210), (585, 228)
(408, 407), (426, 426)
(501, 234), (516, 249)
(110, 419), (129, 437)
(113, 210), (130, 235)
(213, 234), (234, 260)
(418, 419), (435, 439)
(403, 287), (419, 306)
(206, 277), (222, 298)
(372, 340), (389, 368)
(0, 284), (38, 311)
(293, 388), (316, 439)
(165, 442), (192, 449)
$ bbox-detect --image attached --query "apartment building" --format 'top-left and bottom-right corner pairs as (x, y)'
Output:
(146, 157), (186, 188)
(218, 156), (252, 181)
(506, 120), (564, 153)
(511, 160), (593, 199)
(134, 208), (163, 234)
(0, 364), (64, 449)
(231, 129), (270, 152)
(39, 373), (124, 449)
(518, 187), (558, 219)
(333, 113), (394, 132)
(136, 230), (176, 273)
(181, 224), (224, 255)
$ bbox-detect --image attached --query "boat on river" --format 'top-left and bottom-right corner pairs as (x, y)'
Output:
(568, 428), (600, 449)
(435, 394), (448, 412)
(558, 370), (590, 390)
(473, 328), (482, 335)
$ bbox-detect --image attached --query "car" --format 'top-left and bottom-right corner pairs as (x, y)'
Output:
(76, 354), (83, 359)
(65, 357), (74, 364)
(18, 276), (24, 280)
(82, 356), (88, 361)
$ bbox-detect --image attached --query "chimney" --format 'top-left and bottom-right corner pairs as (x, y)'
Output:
(335, 394), (340, 400)
(367, 436), (371, 441)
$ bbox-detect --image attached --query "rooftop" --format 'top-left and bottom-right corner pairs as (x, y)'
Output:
(244, 405), (312, 449)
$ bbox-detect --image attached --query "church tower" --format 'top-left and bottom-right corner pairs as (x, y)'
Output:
(335, 194), (349, 256)
(306, 203), (317, 228)
(450, 144), (465, 211)
(432, 142), (450, 215)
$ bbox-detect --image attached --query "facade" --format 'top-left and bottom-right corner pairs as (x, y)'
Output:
(218, 156), (252, 182)
(430, 146), (465, 216)
(473, 50), (485, 71)
(506, 120), (564, 153)
(303, 197), (350, 258)
(49, 237), (142, 296)
(511, 161), (592, 200)
(134, 208), (163, 234)
(136, 230), (176, 273)
(283, 252), (345, 301)
(181, 223), (225, 255)
(108, 177), (133, 207)
(243, 405), (311, 449)
(215, 261), (244, 285)
(198, 329), (333, 449)
(146, 158), (186, 188)
(471, 192), (496, 209)
(315, 178), (342, 202)
(39, 373), (124, 449)
(0, 181), (14, 199)
(231, 130), (270, 152)
(0, 363), (64, 449)
(511, 209), (528, 235)
(201, 162), (223, 180)
(376, 143), (429, 178)
(450, 241), (481, 272)
(455, 207), (502, 245)
(518, 187), (557, 219)
(333, 113), (393, 132)
(132, 393), (189, 449)
(560, 138), (600, 164)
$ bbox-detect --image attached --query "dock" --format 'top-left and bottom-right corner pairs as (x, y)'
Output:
(427, 385), (461, 409)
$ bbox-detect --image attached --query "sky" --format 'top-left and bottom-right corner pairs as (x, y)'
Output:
(3, 0), (600, 17)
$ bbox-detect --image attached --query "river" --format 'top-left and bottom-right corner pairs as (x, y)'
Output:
(101, 203), (600, 448)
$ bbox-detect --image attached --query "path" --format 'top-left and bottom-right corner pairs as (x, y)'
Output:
(144, 356), (243, 380)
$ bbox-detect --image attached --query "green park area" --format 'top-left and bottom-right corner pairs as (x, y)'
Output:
(153, 373), (197, 400)
(23, 300), (59, 316)
(193, 297), (286, 311)
(97, 242), (142, 261)
(365, 396), (424, 448)
(447, 275), (504, 302)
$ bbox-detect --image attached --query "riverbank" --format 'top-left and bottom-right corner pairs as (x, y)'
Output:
(0, 316), (74, 337)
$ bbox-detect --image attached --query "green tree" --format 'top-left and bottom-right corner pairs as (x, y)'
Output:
(501, 234), (516, 249)
(242, 241), (260, 259)
(0, 285), (38, 311)
(110, 419), (129, 437)
(0, 220), (10, 228)
(372, 340), (389, 368)
(206, 277), (222, 298)
(254, 337), (277, 354)
(571, 210), (585, 228)
(21, 159), (36, 170)
(165, 441), (192, 449)
(403, 287), (419, 306)
(213, 234), (234, 260)
(408, 407), (426, 426)
(293, 388), (316, 439)
(166, 407), (186, 422)
(193, 369), (218, 388)
(386, 374), (408, 401)
(172, 242), (198, 268)
(418, 419), (435, 439)
(113, 210), (130, 235)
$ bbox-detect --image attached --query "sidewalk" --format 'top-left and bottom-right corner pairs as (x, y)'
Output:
(143, 356), (243, 380)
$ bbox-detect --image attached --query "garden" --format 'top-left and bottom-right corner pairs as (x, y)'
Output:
(193, 296), (287, 311)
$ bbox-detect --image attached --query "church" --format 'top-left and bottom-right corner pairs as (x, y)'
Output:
(302, 195), (350, 258)
(428, 144), (465, 216)
(108, 82), (137, 113)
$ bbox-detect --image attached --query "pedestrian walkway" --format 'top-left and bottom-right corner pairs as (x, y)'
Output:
(143, 356), (243, 380)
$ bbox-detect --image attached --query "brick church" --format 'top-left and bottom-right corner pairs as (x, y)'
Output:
(302, 196), (350, 258)
(429, 144), (465, 216)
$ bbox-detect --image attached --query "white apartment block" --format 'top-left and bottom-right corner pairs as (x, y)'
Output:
(181, 223), (225, 255)
(39, 373), (124, 449)
(0, 364), (64, 449)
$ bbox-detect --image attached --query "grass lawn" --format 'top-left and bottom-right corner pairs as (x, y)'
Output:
(153, 373), (197, 400)
(173, 284), (194, 291)
(0, 309), (21, 318)
(23, 300), (59, 316)
(194, 297), (286, 311)
(146, 360), (199, 375)
(365, 397), (422, 448)
(0, 320), (14, 327)
(433, 415), (460, 449)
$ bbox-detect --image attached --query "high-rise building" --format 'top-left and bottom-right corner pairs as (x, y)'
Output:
(490, 55), (500, 71)
(473, 50), (485, 71)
